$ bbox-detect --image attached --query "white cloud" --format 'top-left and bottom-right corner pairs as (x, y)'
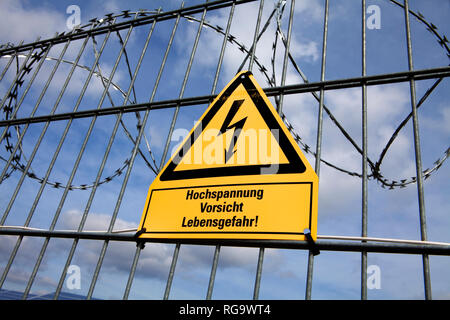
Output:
(0, 0), (66, 44)
(422, 105), (450, 135)
(289, 39), (320, 62)
(101, 0), (121, 15)
(55, 210), (285, 283)
(59, 209), (137, 232)
(294, 0), (323, 22)
(276, 82), (419, 218)
(0, 235), (61, 291)
(182, 1), (321, 87)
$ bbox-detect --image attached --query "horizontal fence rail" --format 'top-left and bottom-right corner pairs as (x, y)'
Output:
(0, 228), (449, 255)
(0, 0), (258, 57)
(1, 66), (449, 128)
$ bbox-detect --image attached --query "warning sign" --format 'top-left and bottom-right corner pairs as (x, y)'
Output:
(137, 71), (318, 241)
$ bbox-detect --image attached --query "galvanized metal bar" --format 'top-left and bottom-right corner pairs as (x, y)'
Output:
(159, 0), (202, 169)
(123, 245), (142, 300)
(121, 11), (184, 300)
(0, 38), (64, 215)
(0, 38), (64, 289)
(1, 228), (449, 255)
(0, 41), (24, 82)
(58, 9), (171, 299)
(21, 32), (92, 300)
(45, 24), (115, 300)
(115, 10), (161, 299)
(161, 1), (209, 300)
(253, 253), (265, 299)
(403, 0), (431, 300)
(306, 0), (328, 300)
(80, 14), (156, 237)
(211, 2), (235, 95)
(253, 0), (295, 301)
(0, 38), (38, 127)
(1, 37), (70, 221)
(79, 13), (141, 300)
(164, 243), (180, 300)
(48, 17), (121, 300)
(313, 0), (328, 179)
(206, 1), (236, 300)
(1, 66), (448, 128)
(0, 40), (52, 189)
(37, 27), (113, 299)
(121, 4), (184, 301)
(88, 4), (188, 299)
(253, 247), (265, 300)
(277, 0), (295, 113)
(361, 0), (368, 301)
(0, 57), (15, 83)
(248, 0), (264, 72)
(236, 3), (278, 74)
(52, 244), (74, 298)
(90, 11), (157, 300)
(206, 245), (221, 300)
(248, 0), (267, 301)
(29, 12), (154, 299)
(0, 0), (258, 57)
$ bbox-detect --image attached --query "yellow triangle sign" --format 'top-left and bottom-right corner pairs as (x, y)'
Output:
(138, 71), (318, 241)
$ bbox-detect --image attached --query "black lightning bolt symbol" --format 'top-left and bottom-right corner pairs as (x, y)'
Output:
(218, 99), (247, 163)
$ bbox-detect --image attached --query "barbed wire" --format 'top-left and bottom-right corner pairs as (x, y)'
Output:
(0, 1), (448, 192)
(177, 0), (450, 189)
(0, 11), (161, 190)
(271, 0), (449, 189)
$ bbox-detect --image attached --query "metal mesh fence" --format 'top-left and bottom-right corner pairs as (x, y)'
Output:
(0, 0), (449, 300)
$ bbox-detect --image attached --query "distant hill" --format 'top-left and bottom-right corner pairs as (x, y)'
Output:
(0, 289), (100, 300)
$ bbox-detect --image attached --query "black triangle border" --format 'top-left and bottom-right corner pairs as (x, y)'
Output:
(160, 71), (306, 181)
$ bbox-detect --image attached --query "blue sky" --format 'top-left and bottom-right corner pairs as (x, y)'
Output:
(0, 0), (449, 300)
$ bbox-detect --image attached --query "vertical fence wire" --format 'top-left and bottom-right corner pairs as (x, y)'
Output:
(249, 0), (266, 301)
(403, 0), (431, 300)
(252, 247), (265, 300)
(80, 11), (158, 299)
(0, 39), (58, 289)
(81, 12), (149, 300)
(122, 6), (183, 300)
(119, 11), (163, 300)
(51, 25), (117, 299)
(123, 245), (143, 300)
(0, 55), (15, 84)
(0, 38), (40, 143)
(205, 1), (236, 301)
(0, 38), (51, 196)
(0, 41), (24, 83)
(122, 7), (184, 300)
(53, 19), (122, 300)
(305, 0), (329, 300)
(276, 0), (295, 114)
(160, 1), (211, 300)
(22, 29), (94, 299)
(361, 0), (368, 301)
(248, 0), (264, 73)
(19, 13), (125, 299)
(1, 37), (70, 223)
